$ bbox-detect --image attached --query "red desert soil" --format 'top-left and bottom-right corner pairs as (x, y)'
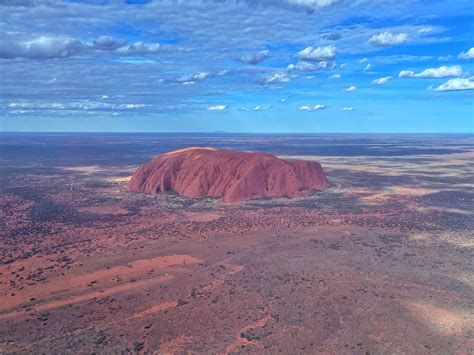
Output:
(127, 147), (329, 202)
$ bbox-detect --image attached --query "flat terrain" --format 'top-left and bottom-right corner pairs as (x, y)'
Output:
(0, 133), (473, 354)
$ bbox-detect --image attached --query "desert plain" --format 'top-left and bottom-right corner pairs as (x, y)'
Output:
(0, 133), (473, 353)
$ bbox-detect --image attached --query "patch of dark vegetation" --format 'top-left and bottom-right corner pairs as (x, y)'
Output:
(378, 234), (406, 245)
(0, 166), (68, 178)
(240, 328), (270, 341)
(82, 180), (112, 189)
(291, 192), (363, 211)
(430, 211), (474, 230)
(29, 200), (68, 223)
(24, 194), (129, 227)
(133, 340), (145, 352)
(417, 190), (474, 210)
(85, 196), (123, 205)
(7, 186), (45, 204)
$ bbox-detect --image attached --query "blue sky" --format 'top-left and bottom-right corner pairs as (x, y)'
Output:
(0, 0), (473, 133)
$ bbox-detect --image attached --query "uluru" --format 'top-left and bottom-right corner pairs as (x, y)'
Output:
(127, 147), (329, 202)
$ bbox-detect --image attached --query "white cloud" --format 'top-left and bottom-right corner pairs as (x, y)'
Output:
(115, 41), (161, 55)
(248, 0), (339, 11)
(433, 78), (474, 91)
(50, 103), (65, 110)
(364, 63), (372, 72)
(0, 35), (85, 59)
(121, 104), (147, 109)
(371, 54), (434, 64)
(93, 35), (126, 50)
(240, 50), (269, 64)
(298, 45), (336, 61)
(340, 63), (348, 69)
(344, 85), (357, 92)
(254, 105), (271, 111)
(264, 73), (291, 84)
(398, 70), (417, 78)
(399, 65), (462, 78)
(368, 31), (408, 47)
(329, 73), (341, 79)
(359, 57), (368, 63)
(371, 76), (392, 85)
(207, 105), (227, 111)
(438, 55), (453, 62)
(287, 60), (327, 72)
(217, 69), (229, 76)
(284, 0), (339, 10)
(178, 72), (209, 82)
(340, 107), (354, 111)
(458, 47), (474, 60)
(418, 26), (432, 34)
(322, 32), (342, 41)
(299, 104), (326, 111)
(193, 72), (209, 80)
(7, 101), (148, 111)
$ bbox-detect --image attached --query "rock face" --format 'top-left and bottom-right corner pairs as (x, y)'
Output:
(128, 147), (329, 202)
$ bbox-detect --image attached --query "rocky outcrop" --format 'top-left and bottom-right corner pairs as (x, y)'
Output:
(127, 147), (329, 202)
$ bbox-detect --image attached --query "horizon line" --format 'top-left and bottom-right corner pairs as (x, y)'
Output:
(1, 131), (473, 135)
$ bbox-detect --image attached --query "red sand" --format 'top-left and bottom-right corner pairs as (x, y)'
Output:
(127, 147), (329, 202)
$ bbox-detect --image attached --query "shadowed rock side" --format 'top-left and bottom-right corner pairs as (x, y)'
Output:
(127, 147), (329, 202)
